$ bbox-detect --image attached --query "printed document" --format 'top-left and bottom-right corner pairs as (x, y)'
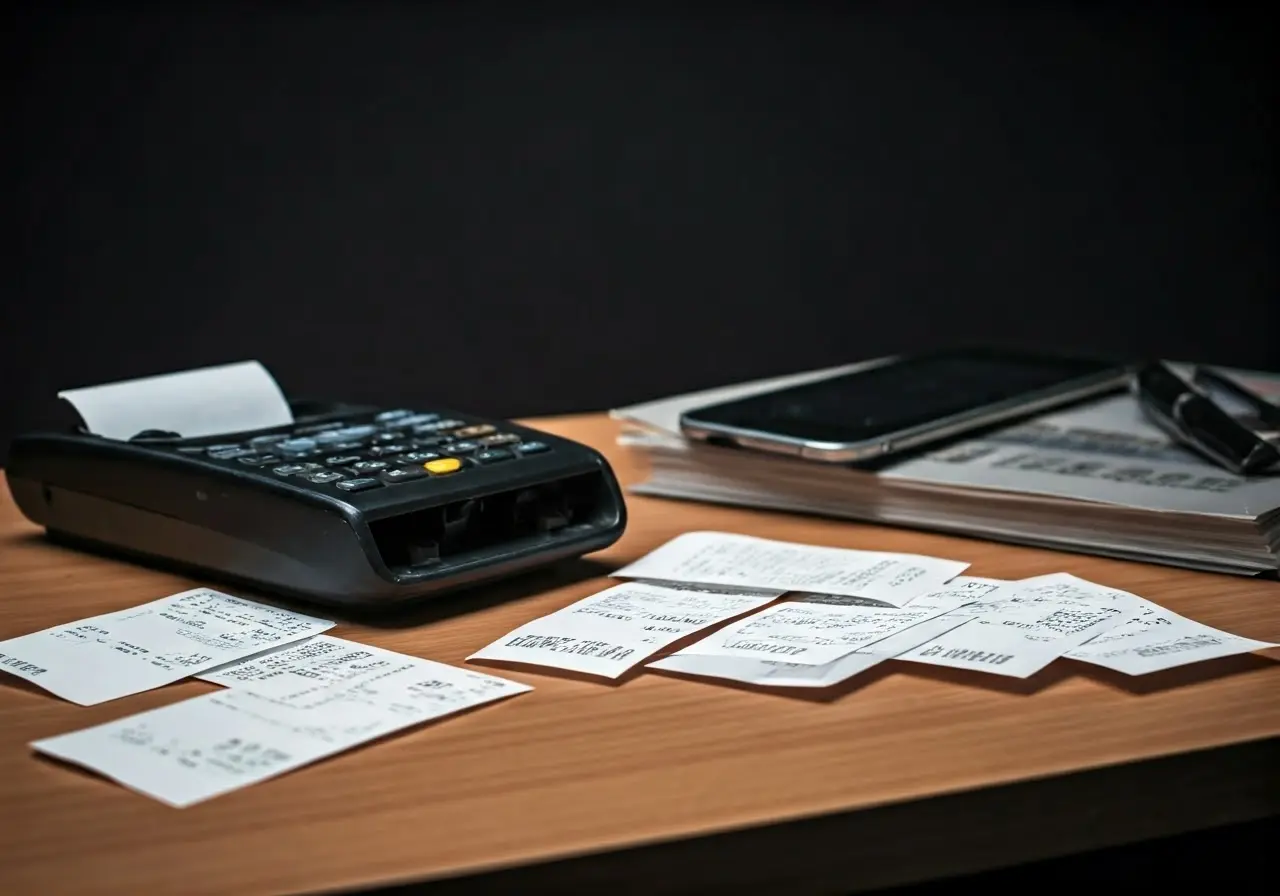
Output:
(894, 574), (1140, 678)
(1066, 604), (1277, 675)
(0, 589), (334, 705)
(468, 580), (781, 678)
(682, 599), (965, 666)
(32, 652), (530, 807)
(611, 531), (969, 606)
(201, 634), (426, 696)
(651, 577), (993, 686)
(57, 360), (294, 441)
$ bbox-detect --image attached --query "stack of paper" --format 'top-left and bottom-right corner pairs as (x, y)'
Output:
(469, 532), (1277, 689)
(611, 362), (1280, 576)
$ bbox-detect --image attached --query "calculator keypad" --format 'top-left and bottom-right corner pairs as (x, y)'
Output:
(189, 410), (551, 495)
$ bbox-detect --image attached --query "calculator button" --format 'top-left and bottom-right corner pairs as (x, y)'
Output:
(374, 409), (413, 422)
(479, 433), (521, 447)
(424, 457), (464, 475)
(368, 444), (410, 457)
(381, 466), (428, 484)
(293, 421), (345, 436)
(332, 425), (378, 440)
(415, 418), (465, 433)
(336, 477), (384, 492)
(238, 453), (282, 466)
(470, 449), (513, 465)
(397, 413), (440, 428)
(278, 438), (319, 456)
(249, 434), (288, 449)
(206, 444), (246, 457)
(351, 460), (389, 474)
(403, 451), (440, 463)
(453, 424), (496, 438)
(412, 434), (449, 448)
(325, 454), (363, 467)
(517, 441), (550, 455)
(273, 462), (321, 475)
(208, 447), (255, 460)
(319, 440), (366, 454)
(445, 439), (480, 454)
(304, 471), (345, 484)
(372, 431), (406, 443)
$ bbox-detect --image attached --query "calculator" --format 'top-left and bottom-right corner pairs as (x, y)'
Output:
(7, 401), (627, 609)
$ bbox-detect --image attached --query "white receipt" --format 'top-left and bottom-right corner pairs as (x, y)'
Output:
(0, 589), (334, 705)
(201, 634), (425, 696)
(467, 581), (782, 678)
(682, 599), (964, 666)
(895, 574), (1141, 678)
(57, 360), (293, 441)
(32, 653), (530, 807)
(1066, 604), (1278, 675)
(611, 531), (970, 606)
(651, 576), (992, 687)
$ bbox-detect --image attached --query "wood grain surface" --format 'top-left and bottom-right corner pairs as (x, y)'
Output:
(2, 414), (1279, 895)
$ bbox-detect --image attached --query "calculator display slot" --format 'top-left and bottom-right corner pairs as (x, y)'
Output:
(366, 471), (615, 575)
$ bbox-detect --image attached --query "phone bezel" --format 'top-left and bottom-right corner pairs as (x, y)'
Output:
(678, 352), (1132, 464)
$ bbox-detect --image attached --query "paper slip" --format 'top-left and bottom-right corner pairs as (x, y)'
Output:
(611, 531), (970, 606)
(201, 634), (427, 696)
(32, 653), (531, 807)
(467, 581), (783, 678)
(0, 589), (334, 705)
(1066, 604), (1278, 675)
(894, 575), (1140, 678)
(57, 360), (294, 441)
(683, 598), (968, 667)
(650, 577), (992, 686)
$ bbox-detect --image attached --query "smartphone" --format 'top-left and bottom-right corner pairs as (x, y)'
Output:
(678, 348), (1131, 464)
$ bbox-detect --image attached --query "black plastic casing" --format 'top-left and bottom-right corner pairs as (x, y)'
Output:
(6, 403), (627, 610)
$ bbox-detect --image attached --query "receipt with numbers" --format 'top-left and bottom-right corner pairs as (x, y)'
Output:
(611, 531), (969, 606)
(895, 574), (1142, 678)
(0, 589), (334, 705)
(32, 651), (531, 807)
(468, 580), (782, 678)
(201, 634), (430, 696)
(1066, 603), (1277, 675)
(683, 598), (967, 666)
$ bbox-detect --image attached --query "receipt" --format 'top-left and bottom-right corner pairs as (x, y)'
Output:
(0, 589), (334, 705)
(683, 597), (967, 667)
(611, 531), (970, 606)
(1066, 604), (1277, 675)
(57, 360), (294, 441)
(467, 581), (782, 678)
(651, 577), (990, 686)
(32, 654), (530, 807)
(201, 634), (426, 696)
(895, 575), (1140, 678)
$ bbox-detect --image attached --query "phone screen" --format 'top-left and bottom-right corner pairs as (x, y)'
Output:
(682, 349), (1125, 446)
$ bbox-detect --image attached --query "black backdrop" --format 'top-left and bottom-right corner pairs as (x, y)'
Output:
(5, 0), (1278, 453)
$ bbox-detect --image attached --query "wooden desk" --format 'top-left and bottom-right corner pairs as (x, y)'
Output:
(2, 414), (1278, 895)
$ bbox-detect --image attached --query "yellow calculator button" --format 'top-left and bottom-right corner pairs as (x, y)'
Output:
(424, 457), (463, 475)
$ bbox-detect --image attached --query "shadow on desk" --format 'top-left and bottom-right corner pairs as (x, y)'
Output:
(357, 742), (1277, 895)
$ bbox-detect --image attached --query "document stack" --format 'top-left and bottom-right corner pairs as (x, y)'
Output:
(611, 362), (1280, 577)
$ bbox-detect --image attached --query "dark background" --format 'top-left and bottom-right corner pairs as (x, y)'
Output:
(4, 1), (1277, 463)
(3, 2), (1278, 887)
